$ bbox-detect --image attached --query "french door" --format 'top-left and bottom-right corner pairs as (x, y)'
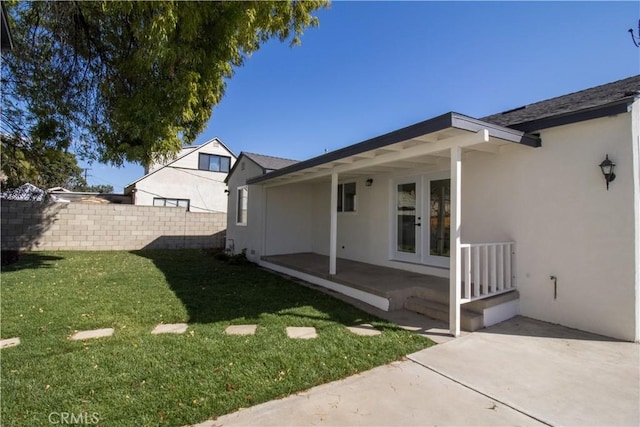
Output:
(393, 177), (422, 263)
(392, 175), (450, 266)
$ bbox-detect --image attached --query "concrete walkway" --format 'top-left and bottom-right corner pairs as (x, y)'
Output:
(201, 316), (639, 427)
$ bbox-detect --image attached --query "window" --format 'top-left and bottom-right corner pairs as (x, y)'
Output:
(236, 186), (248, 225)
(153, 198), (190, 210)
(337, 182), (356, 212)
(198, 153), (231, 172)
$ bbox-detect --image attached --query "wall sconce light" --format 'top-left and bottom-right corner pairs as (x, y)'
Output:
(598, 154), (616, 190)
(365, 178), (373, 187)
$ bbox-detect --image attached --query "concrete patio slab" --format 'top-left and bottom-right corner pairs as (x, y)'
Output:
(409, 316), (640, 426)
(69, 328), (114, 341)
(0, 337), (21, 349)
(151, 323), (188, 335)
(225, 325), (257, 336)
(263, 266), (458, 344)
(286, 327), (317, 339)
(196, 359), (542, 427)
(346, 324), (382, 336)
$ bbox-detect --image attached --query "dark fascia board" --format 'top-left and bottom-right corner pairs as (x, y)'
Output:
(248, 112), (539, 185)
(506, 98), (634, 133)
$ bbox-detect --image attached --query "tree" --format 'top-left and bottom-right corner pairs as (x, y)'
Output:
(72, 184), (114, 194)
(0, 133), (87, 190)
(1, 1), (328, 167)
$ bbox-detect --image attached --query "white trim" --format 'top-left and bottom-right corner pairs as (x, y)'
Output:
(330, 172), (338, 275)
(449, 145), (462, 337)
(259, 260), (390, 311)
(263, 129), (489, 187)
(235, 185), (248, 226)
(391, 175), (422, 263)
(631, 98), (640, 342)
(483, 299), (520, 327)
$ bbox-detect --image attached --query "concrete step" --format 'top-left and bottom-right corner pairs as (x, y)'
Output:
(404, 297), (484, 332)
(410, 286), (449, 305)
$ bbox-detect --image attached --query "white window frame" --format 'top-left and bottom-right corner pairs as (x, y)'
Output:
(153, 197), (190, 210)
(236, 186), (248, 226)
(337, 182), (357, 213)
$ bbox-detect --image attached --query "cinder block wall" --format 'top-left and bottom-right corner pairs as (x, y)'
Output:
(1, 201), (226, 251)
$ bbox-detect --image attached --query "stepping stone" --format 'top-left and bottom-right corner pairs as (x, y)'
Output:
(286, 326), (317, 339)
(225, 324), (257, 336)
(347, 324), (382, 336)
(0, 337), (20, 349)
(70, 328), (114, 341)
(151, 323), (188, 335)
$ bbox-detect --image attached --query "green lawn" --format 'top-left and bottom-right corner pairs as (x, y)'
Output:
(1, 250), (433, 426)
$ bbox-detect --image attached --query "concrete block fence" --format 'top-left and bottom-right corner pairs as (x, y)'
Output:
(1, 201), (226, 251)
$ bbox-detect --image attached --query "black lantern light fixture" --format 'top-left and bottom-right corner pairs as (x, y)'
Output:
(598, 154), (616, 190)
(365, 178), (373, 187)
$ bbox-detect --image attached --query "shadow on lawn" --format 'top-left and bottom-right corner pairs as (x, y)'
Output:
(1, 252), (65, 272)
(131, 249), (375, 326)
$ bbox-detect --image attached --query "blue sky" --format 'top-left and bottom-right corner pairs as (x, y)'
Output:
(83, 1), (640, 193)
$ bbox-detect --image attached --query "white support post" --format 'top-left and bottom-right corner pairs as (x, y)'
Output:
(329, 172), (338, 275)
(449, 146), (462, 337)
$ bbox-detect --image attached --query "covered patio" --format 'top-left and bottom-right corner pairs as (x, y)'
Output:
(262, 252), (449, 310)
(250, 113), (538, 336)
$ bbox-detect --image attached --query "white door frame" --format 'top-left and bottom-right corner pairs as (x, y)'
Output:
(391, 175), (422, 263)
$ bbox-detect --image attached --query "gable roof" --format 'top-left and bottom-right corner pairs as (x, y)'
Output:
(249, 75), (639, 186)
(244, 152), (299, 172)
(482, 75), (640, 132)
(124, 137), (235, 191)
(224, 152), (299, 184)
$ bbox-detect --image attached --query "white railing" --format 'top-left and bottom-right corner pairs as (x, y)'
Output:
(460, 242), (516, 303)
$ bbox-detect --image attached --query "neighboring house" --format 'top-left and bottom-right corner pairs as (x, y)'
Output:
(225, 152), (298, 254)
(125, 138), (236, 213)
(226, 75), (640, 342)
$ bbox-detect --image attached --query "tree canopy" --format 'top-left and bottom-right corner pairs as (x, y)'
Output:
(1, 1), (328, 167)
(1, 134), (86, 190)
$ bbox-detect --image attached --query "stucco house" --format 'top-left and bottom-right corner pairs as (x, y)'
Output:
(125, 138), (236, 213)
(225, 152), (298, 253)
(225, 75), (640, 342)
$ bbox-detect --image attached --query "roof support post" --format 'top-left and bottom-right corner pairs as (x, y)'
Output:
(329, 172), (338, 275)
(449, 145), (462, 337)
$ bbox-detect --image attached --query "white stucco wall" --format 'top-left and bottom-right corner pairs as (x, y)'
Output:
(131, 140), (235, 213)
(462, 112), (637, 341)
(264, 184), (314, 256)
(309, 173), (454, 278)
(238, 108), (638, 341)
(225, 157), (265, 260)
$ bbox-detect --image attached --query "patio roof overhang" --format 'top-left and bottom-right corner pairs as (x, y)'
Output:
(248, 112), (540, 187)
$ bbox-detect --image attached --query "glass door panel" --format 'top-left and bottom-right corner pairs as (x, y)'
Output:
(397, 182), (417, 253)
(429, 179), (450, 257)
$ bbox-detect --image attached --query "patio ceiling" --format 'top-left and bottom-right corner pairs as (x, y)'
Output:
(249, 112), (540, 187)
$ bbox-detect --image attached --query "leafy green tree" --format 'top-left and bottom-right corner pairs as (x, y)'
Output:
(2, 1), (328, 167)
(1, 134), (86, 190)
(71, 184), (114, 194)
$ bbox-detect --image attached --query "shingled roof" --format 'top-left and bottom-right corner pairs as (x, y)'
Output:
(482, 75), (640, 132)
(243, 152), (299, 172)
